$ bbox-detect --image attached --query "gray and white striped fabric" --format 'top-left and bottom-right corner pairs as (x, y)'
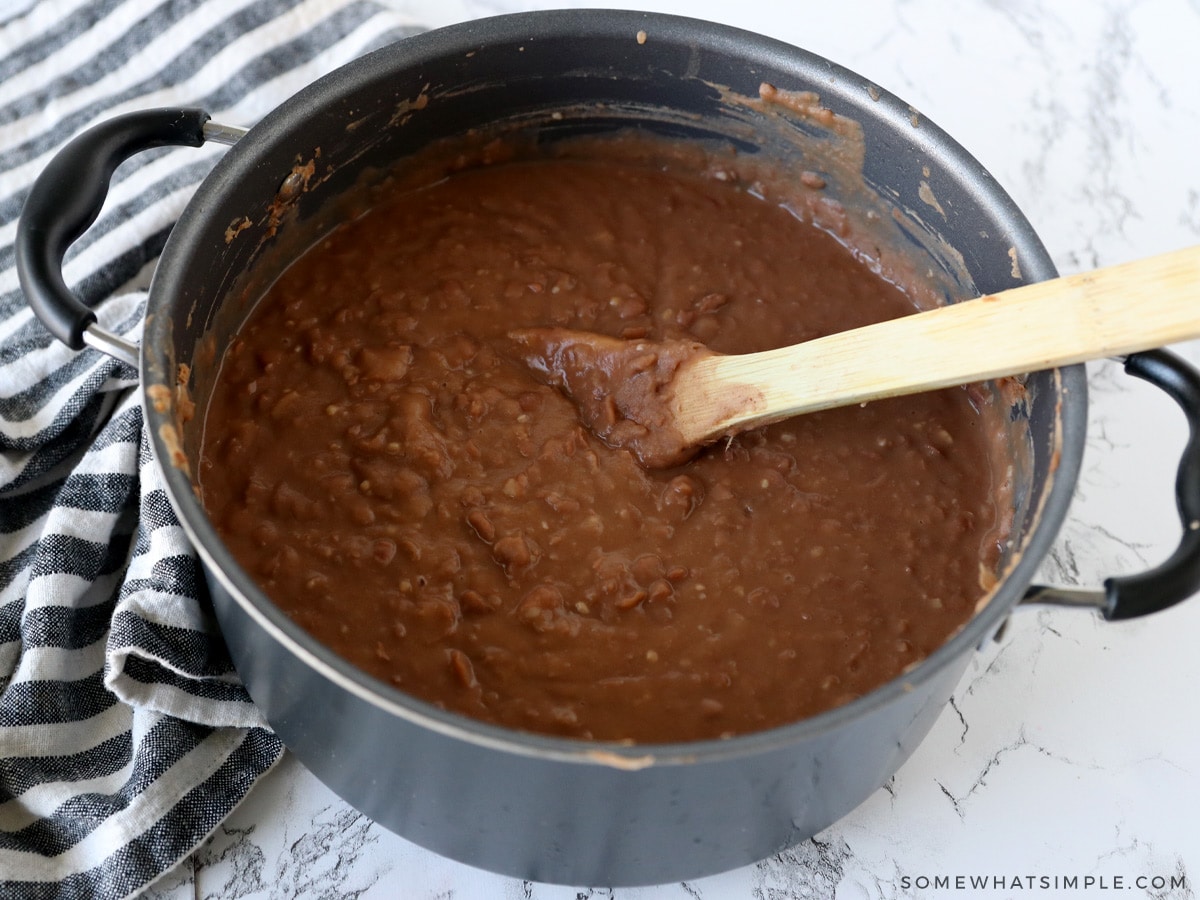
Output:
(0, 1), (421, 896)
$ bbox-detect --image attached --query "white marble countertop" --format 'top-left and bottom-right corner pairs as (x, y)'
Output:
(150, 1), (1200, 896)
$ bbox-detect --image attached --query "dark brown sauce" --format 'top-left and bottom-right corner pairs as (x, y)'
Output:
(199, 152), (1008, 743)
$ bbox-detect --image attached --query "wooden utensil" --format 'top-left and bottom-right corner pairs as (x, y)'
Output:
(512, 244), (1200, 468)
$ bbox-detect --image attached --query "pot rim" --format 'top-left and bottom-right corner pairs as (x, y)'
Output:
(143, 8), (1087, 767)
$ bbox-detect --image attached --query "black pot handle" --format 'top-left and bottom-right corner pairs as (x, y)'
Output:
(15, 107), (242, 365)
(1023, 349), (1200, 620)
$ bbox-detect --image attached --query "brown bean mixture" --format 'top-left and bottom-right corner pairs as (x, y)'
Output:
(199, 151), (1007, 743)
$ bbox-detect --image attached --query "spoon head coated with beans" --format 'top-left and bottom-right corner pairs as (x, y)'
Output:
(508, 327), (716, 468)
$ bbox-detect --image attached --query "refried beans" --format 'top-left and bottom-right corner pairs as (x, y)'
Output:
(198, 147), (1010, 743)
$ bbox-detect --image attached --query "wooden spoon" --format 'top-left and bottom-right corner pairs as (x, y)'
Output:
(511, 244), (1200, 468)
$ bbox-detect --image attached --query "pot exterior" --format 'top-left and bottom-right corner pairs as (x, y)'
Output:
(207, 567), (970, 885)
(144, 10), (1085, 885)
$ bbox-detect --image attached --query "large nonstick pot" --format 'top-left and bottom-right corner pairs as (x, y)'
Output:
(17, 10), (1200, 887)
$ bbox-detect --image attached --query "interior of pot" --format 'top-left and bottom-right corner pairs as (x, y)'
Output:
(145, 9), (1085, 749)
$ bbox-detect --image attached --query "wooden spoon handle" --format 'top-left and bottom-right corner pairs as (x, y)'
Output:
(679, 244), (1200, 442)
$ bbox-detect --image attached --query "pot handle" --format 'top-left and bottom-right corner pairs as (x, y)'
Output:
(1022, 348), (1200, 620)
(15, 107), (245, 367)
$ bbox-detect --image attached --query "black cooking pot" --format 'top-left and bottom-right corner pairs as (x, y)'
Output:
(17, 10), (1200, 887)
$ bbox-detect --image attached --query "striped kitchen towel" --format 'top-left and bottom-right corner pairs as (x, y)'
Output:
(0, 1), (422, 896)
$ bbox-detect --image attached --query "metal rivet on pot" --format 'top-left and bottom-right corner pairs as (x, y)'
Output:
(278, 170), (305, 201)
